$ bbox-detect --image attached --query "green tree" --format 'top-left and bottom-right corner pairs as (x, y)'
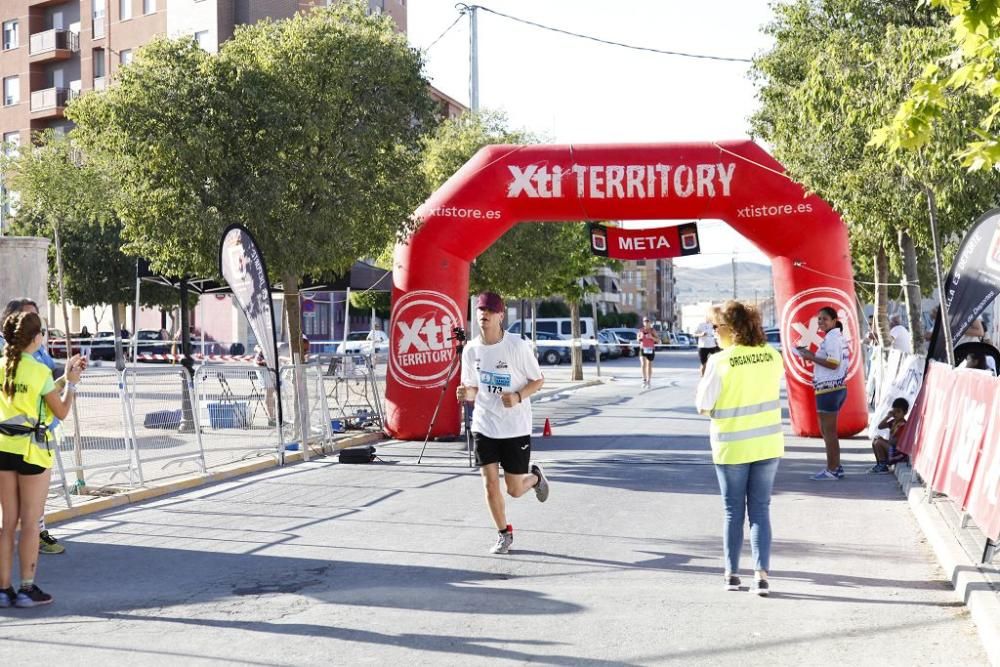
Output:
(751, 1), (997, 351)
(2, 132), (176, 366)
(879, 0), (1000, 170)
(69, 3), (436, 364)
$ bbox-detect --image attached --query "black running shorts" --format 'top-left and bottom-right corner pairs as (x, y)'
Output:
(0, 451), (47, 475)
(698, 347), (721, 364)
(474, 433), (531, 474)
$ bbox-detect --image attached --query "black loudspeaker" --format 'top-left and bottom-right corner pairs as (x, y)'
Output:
(338, 445), (376, 464)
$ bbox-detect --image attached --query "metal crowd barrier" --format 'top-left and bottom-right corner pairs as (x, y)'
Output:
(43, 362), (363, 504)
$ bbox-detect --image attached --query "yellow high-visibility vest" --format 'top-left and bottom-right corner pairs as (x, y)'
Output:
(709, 344), (784, 464)
(0, 354), (55, 469)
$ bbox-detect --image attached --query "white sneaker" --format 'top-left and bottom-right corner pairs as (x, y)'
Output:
(491, 530), (513, 554)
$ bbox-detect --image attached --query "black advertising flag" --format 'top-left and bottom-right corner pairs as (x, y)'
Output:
(928, 208), (1000, 362)
(219, 225), (279, 373)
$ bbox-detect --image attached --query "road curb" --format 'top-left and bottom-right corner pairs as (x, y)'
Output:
(45, 431), (384, 526)
(896, 464), (1000, 666)
(534, 378), (605, 401)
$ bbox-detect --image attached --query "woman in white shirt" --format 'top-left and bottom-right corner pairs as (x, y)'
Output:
(795, 307), (848, 481)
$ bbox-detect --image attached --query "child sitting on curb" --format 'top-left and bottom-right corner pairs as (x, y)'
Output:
(869, 397), (909, 474)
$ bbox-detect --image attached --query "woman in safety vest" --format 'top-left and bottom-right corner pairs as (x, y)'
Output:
(795, 306), (848, 481)
(0, 312), (86, 608)
(696, 300), (784, 597)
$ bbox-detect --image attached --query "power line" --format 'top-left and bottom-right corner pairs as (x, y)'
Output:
(425, 12), (465, 52)
(467, 4), (752, 64)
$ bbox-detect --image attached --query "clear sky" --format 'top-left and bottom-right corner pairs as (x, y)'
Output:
(407, 0), (779, 267)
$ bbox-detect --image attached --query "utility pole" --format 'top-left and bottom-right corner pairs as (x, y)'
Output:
(466, 3), (480, 336)
(468, 4), (480, 111)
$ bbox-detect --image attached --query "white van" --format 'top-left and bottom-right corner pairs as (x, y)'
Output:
(507, 317), (596, 341)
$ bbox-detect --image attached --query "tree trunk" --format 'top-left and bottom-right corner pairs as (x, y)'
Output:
(873, 245), (891, 347)
(898, 229), (924, 353)
(51, 222), (83, 485)
(283, 273), (310, 458)
(111, 304), (125, 371)
(570, 301), (583, 381)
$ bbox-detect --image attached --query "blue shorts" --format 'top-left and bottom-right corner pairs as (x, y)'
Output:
(815, 388), (847, 414)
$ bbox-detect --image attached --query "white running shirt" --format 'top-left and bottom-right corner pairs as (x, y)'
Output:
(695, 321), (718, 348)
(462, 333), (542, 438)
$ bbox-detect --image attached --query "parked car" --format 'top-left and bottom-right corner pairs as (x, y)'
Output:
(336, 330), (389, 360)
(597, 330), (622, 359)
(88, 331), (119, 361)
(508, 317), (597, 341)
(135, 329), (171, 356)
(47, 328), (69, 359)
(764, 327), (782, 351)
(530, 330), (571, 366)
(602, 327), (641, 357)
(674, 332), (693, 347)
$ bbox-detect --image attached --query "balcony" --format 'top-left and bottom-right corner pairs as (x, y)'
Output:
(27, 0), (67, 6)
(29, 29), (78, 63)
(30, 85), (79, 118)
(93, 17), (106, 40)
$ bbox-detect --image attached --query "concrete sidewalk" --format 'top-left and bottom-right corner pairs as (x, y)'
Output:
(0, 364), (991, 666)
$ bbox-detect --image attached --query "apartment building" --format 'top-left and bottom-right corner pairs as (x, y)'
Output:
(0, 0), (436, 231)
(589, 258), (678, 328)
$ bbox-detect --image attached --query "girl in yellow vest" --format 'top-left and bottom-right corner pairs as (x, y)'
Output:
(696, 301), (784, 596)
(0, 312), (86, 608)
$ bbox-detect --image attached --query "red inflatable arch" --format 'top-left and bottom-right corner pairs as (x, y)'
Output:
(385, 141), (866, 440)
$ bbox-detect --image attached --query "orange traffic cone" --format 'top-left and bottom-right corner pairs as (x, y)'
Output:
(542, 418), (552, 437)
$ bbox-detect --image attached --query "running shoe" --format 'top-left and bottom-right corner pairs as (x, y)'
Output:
(491, 530), (513, 555)
(531, 463), (550, 503)
(0, 587), (15, 608)
(867, 463), (890, 475)
(834, 465), (845, 479)
(14, 584), (53, 608)
(39, 530), (65, 555)
(755, 579), (770, 597)
(810, 469), (839, 481)
(725, 575), (741, 591)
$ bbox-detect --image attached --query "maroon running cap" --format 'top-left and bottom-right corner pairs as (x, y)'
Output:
(476, 292), (504, 313)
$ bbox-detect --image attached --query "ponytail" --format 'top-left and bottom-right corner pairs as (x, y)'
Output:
(2, 312), (42, 397)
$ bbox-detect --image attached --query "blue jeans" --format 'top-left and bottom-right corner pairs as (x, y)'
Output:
(714, 457), (780, 574)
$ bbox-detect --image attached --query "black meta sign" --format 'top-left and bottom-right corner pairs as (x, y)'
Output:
(588, 222), (700, 260)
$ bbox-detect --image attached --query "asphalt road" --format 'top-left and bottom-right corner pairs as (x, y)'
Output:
(2, 351), (988, 666)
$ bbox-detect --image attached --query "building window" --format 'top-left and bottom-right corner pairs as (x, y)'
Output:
(119, 49), (132, 66)
(94, 49), (106, 78)
(120, 0), (132, 21)
(2, 20), (18, 50)
(143, 0), (156, 14)
(2, 131), (20, 158)
(194, 30), (210, 50)
(3, 76), (19, 106)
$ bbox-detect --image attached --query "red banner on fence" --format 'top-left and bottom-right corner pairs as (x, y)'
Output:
(898, 361), (1000, 539)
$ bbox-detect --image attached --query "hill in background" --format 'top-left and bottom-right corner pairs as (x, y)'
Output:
(673, 261), (773, 305)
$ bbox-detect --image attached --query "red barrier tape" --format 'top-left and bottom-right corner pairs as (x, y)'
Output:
(897, 362), (1000, 539)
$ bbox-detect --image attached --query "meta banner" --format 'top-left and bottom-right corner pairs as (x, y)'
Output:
(588, 222), (701, 260)
(928, 207), (1000, 362)
(219, 224), (279, 374)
